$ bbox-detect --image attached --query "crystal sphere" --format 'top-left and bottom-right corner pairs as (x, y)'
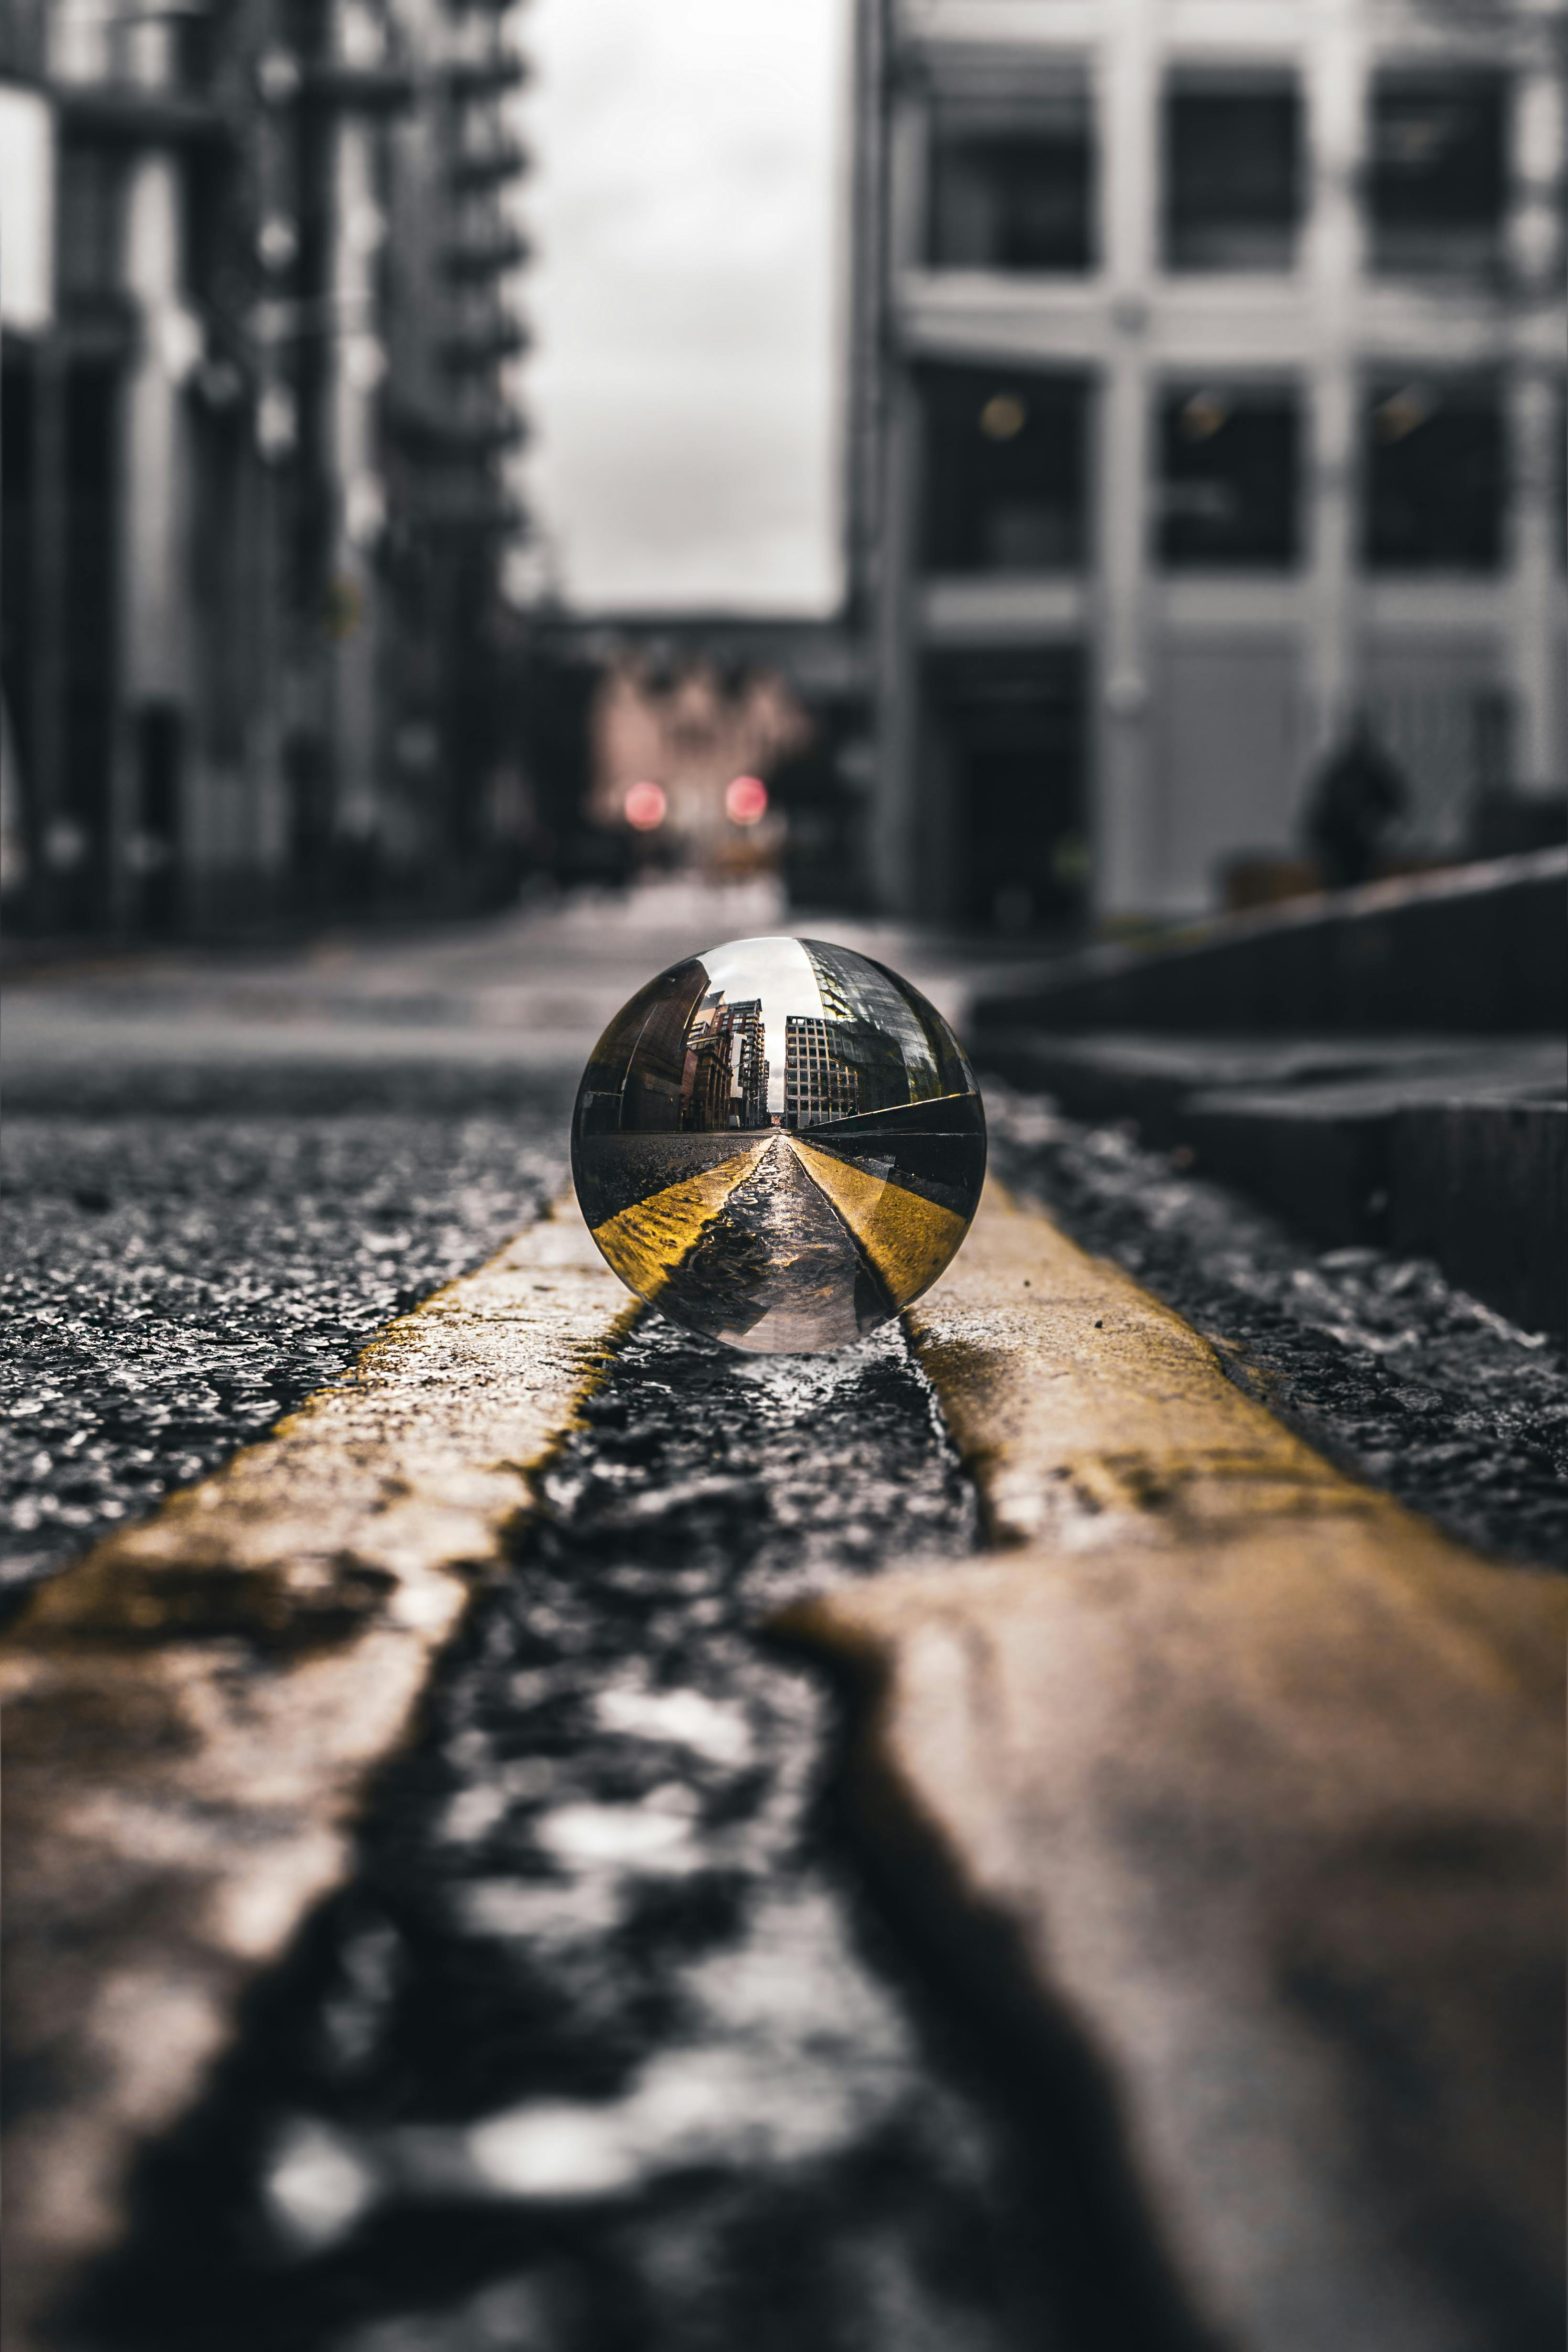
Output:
(572, 936), (986, 1353)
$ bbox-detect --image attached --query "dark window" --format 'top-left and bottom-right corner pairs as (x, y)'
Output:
(921, 368), (1089, 573)
(57, 146), (124, 299)
(1363, 378), (1505, 572)
(170, 6), (217, 93)
(1157, 385), (1301, 568)
(929, 646), (1087, 930)
(1164, 76), (1303, 271)
(182, 148), (230, 306)
(0, 0), (46, 75)
(927, 67), (1093, 272)
(2, 355), (36, 788)
(62, 357), (120, 926)
(1368, 73), (1506, 276)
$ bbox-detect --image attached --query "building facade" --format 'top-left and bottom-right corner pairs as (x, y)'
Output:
(0, 0), (531, 936)
(784, 1012), (867, 1127)
(850, 0), (1567, 927)
(688, 995), (770, 1131)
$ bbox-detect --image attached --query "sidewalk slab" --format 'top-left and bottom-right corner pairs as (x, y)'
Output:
(782, 1181), (1566, 2352)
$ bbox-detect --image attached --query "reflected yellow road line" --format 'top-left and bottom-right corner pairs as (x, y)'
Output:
(2, 1191), (636, 2350)
(788, 1135), (968, 1308)
(590, 1138), (772, 1302)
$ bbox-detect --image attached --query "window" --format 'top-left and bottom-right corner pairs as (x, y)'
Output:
(1157, 384), (1301, 569)
(1368, 73), (1506, 276)
(1363, 378), (1505, 572)
(0, 0), (46, 76)
(1164, 74), (1303, 272)
(921, 368), (1089, 573)
(929, 647), (1087, 929)
(57, 147), (124, 299)
(927, 59), (1093, 273)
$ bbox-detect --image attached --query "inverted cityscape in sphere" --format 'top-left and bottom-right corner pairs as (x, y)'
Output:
(571, 937), (987, 1352)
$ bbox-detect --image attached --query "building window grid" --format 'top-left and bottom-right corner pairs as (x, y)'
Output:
(919, 57), (1519, 290)
(912, 54), (1535, 577)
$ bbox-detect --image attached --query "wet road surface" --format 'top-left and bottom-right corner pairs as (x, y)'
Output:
(662, 1136), (892, 1350)
(79, 1317), (1094, 2352)
(6, 903), (1565, 2351)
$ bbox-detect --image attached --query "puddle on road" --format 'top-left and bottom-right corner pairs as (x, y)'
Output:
(88, 1316), (1072, 2352)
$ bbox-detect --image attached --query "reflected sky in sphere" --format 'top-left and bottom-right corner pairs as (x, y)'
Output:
(571, 937), (986, 1353)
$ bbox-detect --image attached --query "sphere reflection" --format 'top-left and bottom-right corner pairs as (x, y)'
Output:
(571, 936), (986, 1353)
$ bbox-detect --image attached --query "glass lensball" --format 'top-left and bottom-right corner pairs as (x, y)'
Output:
(571, 935), (986, 1353)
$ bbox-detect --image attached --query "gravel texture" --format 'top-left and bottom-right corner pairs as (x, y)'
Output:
(983, 1082), (1568, 1570)
(1, 1063), (574, 1597)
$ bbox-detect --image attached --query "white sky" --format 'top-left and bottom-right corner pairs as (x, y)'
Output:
(517, 0), (847, 617)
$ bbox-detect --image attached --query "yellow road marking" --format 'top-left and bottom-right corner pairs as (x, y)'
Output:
(589, 1137), (771, 1302)
(781, 1178), (1566, 2350)
(904, 1176), (1379, 1548)
(2, 1193), (637, 2349)
(787, 1135), (969, 1307)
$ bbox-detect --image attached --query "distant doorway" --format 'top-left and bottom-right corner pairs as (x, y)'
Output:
(929, 646), (1087, 932)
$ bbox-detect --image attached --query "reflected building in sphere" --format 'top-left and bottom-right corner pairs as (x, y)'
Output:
(572, 936), (986, 1352)
(784, 1015), (867, 1128)
(686, 995), (769, 1133)
(577, 956), (708, 1136)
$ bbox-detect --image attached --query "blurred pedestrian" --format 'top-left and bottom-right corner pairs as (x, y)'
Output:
(1303, 710), (1409, 890)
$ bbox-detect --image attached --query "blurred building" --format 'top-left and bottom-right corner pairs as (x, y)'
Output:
(0, 0), (531, 937)
(849, 0), (1567, 928)
(560, 616), (872, 905)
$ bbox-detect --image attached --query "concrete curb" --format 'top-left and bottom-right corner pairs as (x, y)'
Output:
(977, 1036), (1565, 1335)
(973, 850), (1566, 1038)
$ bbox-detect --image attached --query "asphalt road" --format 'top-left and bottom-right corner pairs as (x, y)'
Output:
(5, 885), (1563, 2351)
(2, 885), (994, 1599)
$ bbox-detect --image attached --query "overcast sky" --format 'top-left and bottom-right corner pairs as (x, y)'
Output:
(518, 0), (847, 617)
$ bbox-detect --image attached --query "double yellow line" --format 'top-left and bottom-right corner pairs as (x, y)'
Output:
(6, 1175), (1562, 2349)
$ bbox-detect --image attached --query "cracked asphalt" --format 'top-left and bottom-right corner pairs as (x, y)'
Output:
(5, 892), (1563, 2349)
